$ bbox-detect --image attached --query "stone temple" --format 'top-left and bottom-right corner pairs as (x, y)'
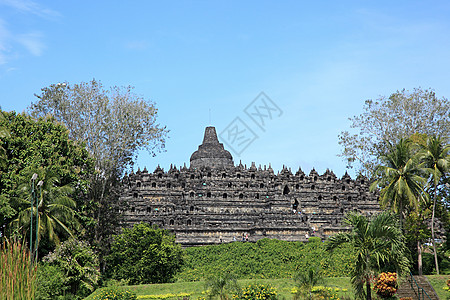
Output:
(121, 126), (380, 246)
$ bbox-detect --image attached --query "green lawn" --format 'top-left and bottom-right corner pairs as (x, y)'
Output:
(85, 275), (449, 300)
(426, 275), (449, 300)
(85, 277), (355, 300)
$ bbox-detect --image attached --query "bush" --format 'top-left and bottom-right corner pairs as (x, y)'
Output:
(43, 237), (100, 298)
(373, 272), (398, 299)
(176, 238), (355, 281)
(90, 287), (137, 300)
(35, 264), (68, 300)
(106, 223), (183, 285)
(236, 283), (277, 300)
(310, 286), (340, 300)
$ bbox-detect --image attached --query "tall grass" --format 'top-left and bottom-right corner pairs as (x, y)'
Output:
(0, 239), (37, 300)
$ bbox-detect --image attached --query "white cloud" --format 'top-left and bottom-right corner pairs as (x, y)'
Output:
(16, 31), (45, 56)
(0, 0), (60, 19)
(0, 1), (59, 66)
(0, 18), (12, 65)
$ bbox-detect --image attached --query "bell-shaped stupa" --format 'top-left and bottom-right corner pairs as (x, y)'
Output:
(190, 126), (234, 169)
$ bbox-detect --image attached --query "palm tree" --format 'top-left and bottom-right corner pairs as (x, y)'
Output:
(294, 266), (324, 300)
(326, 212), (409, 300)
(205, 273), (239, 300)
(11, 167), (78, 250)
(419, 135), (450, 275)
(370, 139), (428, 227)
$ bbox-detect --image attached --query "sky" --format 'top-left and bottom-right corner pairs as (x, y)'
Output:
(1, 1), (450, 178)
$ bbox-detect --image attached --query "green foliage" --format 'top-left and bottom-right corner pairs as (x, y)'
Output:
(43, 237), (100, 298)
(370, 138), (428, 223)
(35, 264), (68, 300)
(338, 88), (450, 177)
(309, 286), (340, 300)
(0, 239), (37, 300)
(205, 273), (239, 300)
(106, 223), (183, 285)
(0, 111), (93, 244)
(294, 267), (324, 300)
(308, 237), (321, 243)
(236, 283), (278, 300)
(136, 293), (191, 299)
(89, 287), (137, 300)
(419, 135), (450, 275)
(11, 166), (79, 247)
(175, 238), (355, 281)
(326, 212), (409, 300)
(30, 80), (168, 266)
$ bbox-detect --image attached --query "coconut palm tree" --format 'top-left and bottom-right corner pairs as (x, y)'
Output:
(326, 212), (409, 300)
(11, 167), (78, 251)
(370, 139), (428, 227)
(419, 135), (450, 275)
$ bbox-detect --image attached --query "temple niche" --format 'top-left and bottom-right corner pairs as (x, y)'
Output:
(121, 126), (380, 246)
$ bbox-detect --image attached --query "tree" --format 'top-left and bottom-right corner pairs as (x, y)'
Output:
(0, 111), (93, 243)
(29, 79), (168, 265)
(404, 209), (431, 275)
(419, 135), (450, 275)
(10, 167), (79, 250)
(0, 111), (9, 168)
(43, 237), (100, 298)
(370, 139), (428, 227)
(294, 266), (324, 300)
(326, 212), (409, 300)
(205, 273), (239, 300)
(338, 88), (450, 178)
(105, 223), (183, 284)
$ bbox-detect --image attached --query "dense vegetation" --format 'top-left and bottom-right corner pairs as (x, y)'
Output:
(175, 238), (355, 281)
(2, 85), (450, 299)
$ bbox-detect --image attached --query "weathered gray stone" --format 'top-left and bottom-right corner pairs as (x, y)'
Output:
(122, 126), (380, 246)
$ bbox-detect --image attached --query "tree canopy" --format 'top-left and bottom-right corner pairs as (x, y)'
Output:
(105, 223), (183, 284)
(29, 80), (168, 265)
(338, 88), (450, 178)
(0, 111), (93, 243)
(326, 212), (409, 300)
(30, 79), (167, 176)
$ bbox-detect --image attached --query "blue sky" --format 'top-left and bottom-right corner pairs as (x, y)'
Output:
(1, 1), (450, 177)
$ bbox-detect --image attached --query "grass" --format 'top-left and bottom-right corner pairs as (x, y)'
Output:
(426, 275), (449, 300)
(85, 275), (450, 300)
(85, 277), (355, 300)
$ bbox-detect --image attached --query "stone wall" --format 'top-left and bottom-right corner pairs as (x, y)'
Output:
(121, 163), (380, 246)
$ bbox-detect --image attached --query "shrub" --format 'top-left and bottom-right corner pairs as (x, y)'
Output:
(236, 283), (277, 300)
(0, 239), (37, 300)
(35, 263), (68, 300)
(91, 287), (137, 300)
(176, 239), (355, 281)
(373, 272), (398, 299)
(136, 293), (191, 299)
(310, 286), (340, 300)
(43, 237), (100, 298)
(205, 273), (239, 300)
(106, 223), (183, 284)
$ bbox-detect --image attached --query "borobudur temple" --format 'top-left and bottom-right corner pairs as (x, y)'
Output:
(121, 126), (380, 246)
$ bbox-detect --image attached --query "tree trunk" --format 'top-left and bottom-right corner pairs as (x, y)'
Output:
(366, 279), (372, 300)
(431, 183), (440, 274)
(417, 240), (423, 275)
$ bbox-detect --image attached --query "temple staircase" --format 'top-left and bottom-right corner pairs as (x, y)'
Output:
(397, 273), (439, 300)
